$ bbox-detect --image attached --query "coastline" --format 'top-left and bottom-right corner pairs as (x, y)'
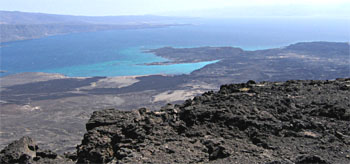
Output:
(1, 41), (349, 153)
(0, 23), (190, 44)
(2, 41), (349, 78)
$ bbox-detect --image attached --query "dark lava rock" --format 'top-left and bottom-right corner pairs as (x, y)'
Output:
(0, 137), (74, 164)
(0, 136), (37, 164)
(76, 79), (350, 163)
(295, 155), (329, 164)
(2, 79), (350, 163)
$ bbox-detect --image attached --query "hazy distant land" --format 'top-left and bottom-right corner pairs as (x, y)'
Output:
(0, 41), (349, 152)
(0, 11), (191, 43)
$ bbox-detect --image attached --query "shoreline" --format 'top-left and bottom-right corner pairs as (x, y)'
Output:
(1, 41), (349, 154)
(2, 41), (348, 78)
(0, 72), (160, 88)
(0, 23), (191, 44)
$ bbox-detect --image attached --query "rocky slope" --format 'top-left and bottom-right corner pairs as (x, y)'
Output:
(1, 78), (350, 163)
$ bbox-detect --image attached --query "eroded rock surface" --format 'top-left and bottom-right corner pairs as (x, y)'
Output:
(1, 79), (349, 163)
(76, 78), (350, 163)
(0, 137), (75, 164)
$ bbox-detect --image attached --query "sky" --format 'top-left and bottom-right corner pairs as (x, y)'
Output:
(0, 0), (349, 18)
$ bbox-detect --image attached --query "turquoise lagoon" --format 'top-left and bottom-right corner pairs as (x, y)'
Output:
(1, 18), (349, 77)
(44, 48), (218, 77)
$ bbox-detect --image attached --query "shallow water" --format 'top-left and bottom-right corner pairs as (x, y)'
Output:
(1, 18), (348, 77)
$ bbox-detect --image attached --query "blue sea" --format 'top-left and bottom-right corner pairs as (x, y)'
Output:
(1, 18), (349, 77)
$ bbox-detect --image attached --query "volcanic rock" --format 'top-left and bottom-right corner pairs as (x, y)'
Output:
(76, 78), (350, 163)
(0, 137), (74, 164)
(1, 78), (349, 163)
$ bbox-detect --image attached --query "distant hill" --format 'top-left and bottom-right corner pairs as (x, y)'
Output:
(0, 11), (190, 25)
(0, 11), (191, 43)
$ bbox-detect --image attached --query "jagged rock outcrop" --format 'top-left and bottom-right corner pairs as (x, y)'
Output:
(0, 137), (75, 164)
(76, 78), (350, 163)
(1, 79), (350, 163)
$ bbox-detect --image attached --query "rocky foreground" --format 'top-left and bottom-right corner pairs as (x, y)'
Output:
(1, 79), (350, 163)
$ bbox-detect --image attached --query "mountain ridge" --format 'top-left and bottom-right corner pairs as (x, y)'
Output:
(0, 10), (191, 43)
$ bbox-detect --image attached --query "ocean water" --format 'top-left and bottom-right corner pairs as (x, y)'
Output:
(44, 48), (218, 77)
(1, 18), (349, 77)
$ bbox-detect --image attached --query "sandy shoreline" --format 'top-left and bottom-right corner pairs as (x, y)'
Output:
(0, 72), (162, 88)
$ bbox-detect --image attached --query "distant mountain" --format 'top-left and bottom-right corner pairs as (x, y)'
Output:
(0, 11), (191, 25)
(0, 11), (192, 43)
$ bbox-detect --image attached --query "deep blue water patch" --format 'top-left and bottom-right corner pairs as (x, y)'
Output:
(1, 18), (349, 77)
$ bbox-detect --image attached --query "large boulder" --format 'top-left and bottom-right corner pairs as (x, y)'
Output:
(0, 136), (37, 163)
(0, 136), (75, 164)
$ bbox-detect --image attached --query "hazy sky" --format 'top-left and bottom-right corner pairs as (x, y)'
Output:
(0, 0), (349, 17)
